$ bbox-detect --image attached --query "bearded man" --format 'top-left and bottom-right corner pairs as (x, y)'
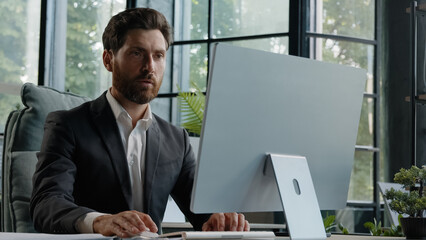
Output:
(30, 8), (249, 238)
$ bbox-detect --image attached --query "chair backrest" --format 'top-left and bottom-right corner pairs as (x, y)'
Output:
(1, 83), (90, 232)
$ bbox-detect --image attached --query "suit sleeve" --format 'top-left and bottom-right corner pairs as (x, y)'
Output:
(170, 129), (211, 230)
(30, 111), (94, 233)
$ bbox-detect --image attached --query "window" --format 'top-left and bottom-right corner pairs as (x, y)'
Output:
(137, 0), (290, 126)
(0, 0), (41, 197)
(64, 0), (126, 99)
(307, 0), (382, 232)
(40, 0), (125, 98)
(308, 0), (381, 203)
(0, 0), (41, 133)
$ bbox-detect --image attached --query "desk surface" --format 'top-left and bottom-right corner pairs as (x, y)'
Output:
(162, 222), (287, 230)
(0, 232), (407, 240)
(329, 236), (404, 240)
(0, 233), (110, 240)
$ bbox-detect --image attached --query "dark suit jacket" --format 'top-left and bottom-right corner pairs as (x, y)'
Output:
(30, 92), (210, 234)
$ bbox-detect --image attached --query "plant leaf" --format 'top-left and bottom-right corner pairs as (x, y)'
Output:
(177, 83), (205, 135)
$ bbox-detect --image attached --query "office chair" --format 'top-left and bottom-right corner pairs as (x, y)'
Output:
(1, 83), (90, 232)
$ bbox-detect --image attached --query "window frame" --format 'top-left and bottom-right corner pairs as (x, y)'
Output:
(302, 0), (383, 222)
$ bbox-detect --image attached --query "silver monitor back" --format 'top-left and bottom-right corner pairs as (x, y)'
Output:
(190, 43), (366, 213)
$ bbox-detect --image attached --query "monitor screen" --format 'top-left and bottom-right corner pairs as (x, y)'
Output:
(190, 43), (366, 214)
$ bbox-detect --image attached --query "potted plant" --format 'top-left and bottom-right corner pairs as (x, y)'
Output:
(384, 165), (426, 239)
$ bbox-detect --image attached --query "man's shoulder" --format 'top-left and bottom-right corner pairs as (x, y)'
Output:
(152, 113), (186, 136)
(152, 113), (178, 129)
(48, 100), (92, 118)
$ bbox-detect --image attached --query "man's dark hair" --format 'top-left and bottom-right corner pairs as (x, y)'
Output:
(102, 8), (172, 53)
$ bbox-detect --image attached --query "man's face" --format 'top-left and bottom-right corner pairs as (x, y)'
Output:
(107, 29), (167, 104)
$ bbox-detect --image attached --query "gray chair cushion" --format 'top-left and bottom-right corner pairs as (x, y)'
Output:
(10, 151), (38, 232)
(2, 110), (20, 232)
(2, 83), (90, 232)
(12, 83), (91, 151)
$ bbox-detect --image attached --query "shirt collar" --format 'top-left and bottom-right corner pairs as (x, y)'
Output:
(106, 88), (153, 130)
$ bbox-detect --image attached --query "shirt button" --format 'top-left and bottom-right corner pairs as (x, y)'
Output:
(129, 160), (134, 165)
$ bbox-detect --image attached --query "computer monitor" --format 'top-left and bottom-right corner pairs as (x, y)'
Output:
(190, 43), (366, 214)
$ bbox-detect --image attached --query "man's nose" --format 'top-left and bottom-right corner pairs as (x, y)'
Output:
(142, 55), (154, 72)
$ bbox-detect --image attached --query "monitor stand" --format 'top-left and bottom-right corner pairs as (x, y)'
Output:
(264, 154), (327, 240)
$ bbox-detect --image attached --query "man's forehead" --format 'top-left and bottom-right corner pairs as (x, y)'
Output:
(124, 29), (167, 50)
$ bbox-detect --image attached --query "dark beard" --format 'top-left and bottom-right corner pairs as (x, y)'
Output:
(124, 87), (155, 104)
(113, 69), (160, 104)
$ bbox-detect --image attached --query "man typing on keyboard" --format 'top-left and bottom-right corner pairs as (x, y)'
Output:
(30, 7), (249, 238)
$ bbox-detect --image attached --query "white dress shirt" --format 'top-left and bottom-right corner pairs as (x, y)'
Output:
(76, 89), (152, 233)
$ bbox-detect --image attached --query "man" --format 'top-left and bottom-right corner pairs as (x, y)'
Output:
(30, 8), (249, 238)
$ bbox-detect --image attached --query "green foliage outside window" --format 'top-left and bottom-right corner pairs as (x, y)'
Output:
(319, 0), (377, 202)
(66, 1), (102, 97)
(66, 0), (124, 98)
(0, 0), (38, 131)
(187, 0), (236, 91)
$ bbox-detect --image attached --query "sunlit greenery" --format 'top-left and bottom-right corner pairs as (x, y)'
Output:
(321, 0), (375, 40)
(0, 0), (124, 132)
(316, 0), (377, 202)
(65, 0), (124, 98)
(186, 0), (289, 92)
(0, 0), (39, 131)
(187, 0), (235, 91)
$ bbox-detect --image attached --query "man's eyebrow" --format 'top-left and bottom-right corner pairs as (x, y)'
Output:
(129, 46), (145, 51)
(129, 46), (166, 53)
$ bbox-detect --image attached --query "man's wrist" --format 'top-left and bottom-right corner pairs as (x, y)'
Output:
(76, 212), (108, 233)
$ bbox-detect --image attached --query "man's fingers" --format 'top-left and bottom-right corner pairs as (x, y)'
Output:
(137, 212), (158, 233)
(117, 211), (158, 233)
(93, 211), (158, 237)
(216, 213), (226, 231)
(110, 223), (132, 238)
(244, 220), (250, 231)
(237, 213), (245, 231)
(225, 212), (238, 231)
(203, 212), (250, 232)
(114, 213), (143, 233)
(202, 222), (212, 231)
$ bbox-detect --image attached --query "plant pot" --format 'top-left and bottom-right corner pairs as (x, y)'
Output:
(400, 217), (426, 239)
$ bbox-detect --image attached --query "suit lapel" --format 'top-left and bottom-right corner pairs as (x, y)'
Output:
(144, 116), (161, 214)
(90, 93), (132, 209)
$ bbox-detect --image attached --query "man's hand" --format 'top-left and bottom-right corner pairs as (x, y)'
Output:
(202, 213), (250, 231)
(93, 210), (158, 237)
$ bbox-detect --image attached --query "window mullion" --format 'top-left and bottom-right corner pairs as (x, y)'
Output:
(42, 1), (67, 90)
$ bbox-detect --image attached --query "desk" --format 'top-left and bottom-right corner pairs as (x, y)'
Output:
(0, 233), (408, 240)
(162, 222), (287, 233)
(328, 236), (404, 240)
(0, 233), (111, 240)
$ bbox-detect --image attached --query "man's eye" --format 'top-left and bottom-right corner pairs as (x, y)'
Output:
(132, 51), (141, 56)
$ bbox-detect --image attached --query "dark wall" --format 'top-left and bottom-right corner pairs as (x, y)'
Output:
(383, 0), (426, 180)
(414, 3), (426, 169)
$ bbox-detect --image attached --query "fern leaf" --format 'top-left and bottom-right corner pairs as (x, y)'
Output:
(177, 84), (205, 135)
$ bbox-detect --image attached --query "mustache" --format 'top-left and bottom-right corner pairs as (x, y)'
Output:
(140, 71), (155, 80)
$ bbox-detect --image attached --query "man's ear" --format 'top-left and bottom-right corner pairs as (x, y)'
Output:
(103, 49), (113, 72)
